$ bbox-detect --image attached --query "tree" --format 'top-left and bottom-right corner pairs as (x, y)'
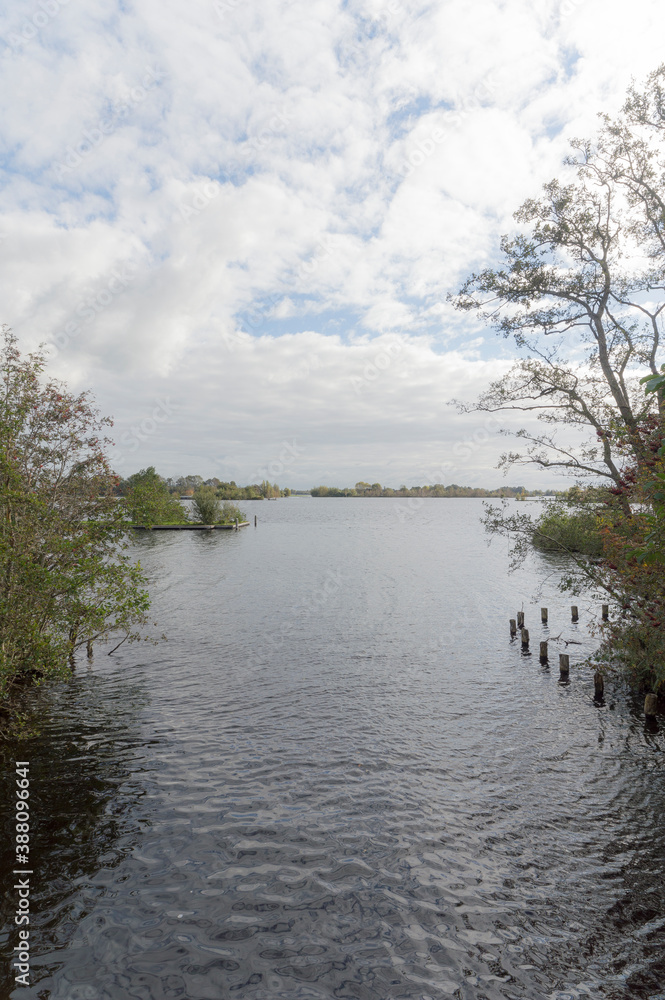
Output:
(167, 474), (203, 496)
(191, 487), (221, 524)
(632, 363), (665, 569)
(450, 69), (665, 694)
(0, 328), (151, 711)
(592, 417), (665, 691)
(524, 413), (665, 692)
(191, 490), (246, 524)
(257, 479), (281, 498)
(121, 467), (188, 525)
(451, 66), (665, 484)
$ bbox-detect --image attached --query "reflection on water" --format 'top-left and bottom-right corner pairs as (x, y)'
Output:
(1, 499), (663, 1000)
(0, 678), (153, 996)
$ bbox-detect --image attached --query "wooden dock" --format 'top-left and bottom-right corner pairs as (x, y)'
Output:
(131, 522), (250, 531)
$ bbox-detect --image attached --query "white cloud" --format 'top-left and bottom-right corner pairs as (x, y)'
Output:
(1, 0), (664, 483)
(96, 331), (578, 489)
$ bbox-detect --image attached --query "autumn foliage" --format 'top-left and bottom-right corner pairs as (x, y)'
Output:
(591, 407), (665, 691)
(0, 328), (151, 716)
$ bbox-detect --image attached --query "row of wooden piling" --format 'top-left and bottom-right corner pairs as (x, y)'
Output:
(514, 605), (609, 631)
(511, 620), (581, 684)
(509, 607), (659, 717)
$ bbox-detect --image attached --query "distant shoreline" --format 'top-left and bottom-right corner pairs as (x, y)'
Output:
(309, 489), (556, 499)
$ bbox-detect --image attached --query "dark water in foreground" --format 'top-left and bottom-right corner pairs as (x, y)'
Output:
(1, 498), (664, 1000)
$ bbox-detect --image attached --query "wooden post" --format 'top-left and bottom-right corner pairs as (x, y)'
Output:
(594, 672), (604, 699)
(86, 640), (93, 659)
(571, 605), (579, 622)
(539, 641), (548, 663)
(559, 653), (570, 679)
(521, 628), (529, 649)
(541, 607), (548, 625)
(235, 518), (239, 531)
(254, 515), (257, 527)
(602, 604), (609, 621)
(510, 618), (517, 636)
(517, 611), (524, 628)
(644, 693), (658, 717)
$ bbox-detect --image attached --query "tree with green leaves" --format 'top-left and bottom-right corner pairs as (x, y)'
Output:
(450, 69), (665, 693)
(121, 466), (188, 525)
(191, 487), (221, 524)
(257, 479), (281, 498)
(451, 66), (665, 483)
(0, 328), (152, 717)
(191, 488), (246, 525)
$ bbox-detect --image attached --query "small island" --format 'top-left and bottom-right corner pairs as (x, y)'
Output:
(117, 467), (257, 528)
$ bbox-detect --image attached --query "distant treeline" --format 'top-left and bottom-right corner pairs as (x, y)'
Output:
(311, 482), (558, 498)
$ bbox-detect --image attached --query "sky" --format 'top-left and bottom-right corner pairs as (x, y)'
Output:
(2, 0), (665, 489)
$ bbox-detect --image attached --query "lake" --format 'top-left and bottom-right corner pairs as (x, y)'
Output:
(1, 498), (663, 1000)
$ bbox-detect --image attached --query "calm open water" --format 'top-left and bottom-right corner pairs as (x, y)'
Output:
(1, 498), (664, 1000)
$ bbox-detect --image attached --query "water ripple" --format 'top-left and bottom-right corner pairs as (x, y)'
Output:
(1, 500), (664, 999)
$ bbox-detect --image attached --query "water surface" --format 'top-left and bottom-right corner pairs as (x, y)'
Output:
(1, 499), (663, 1000)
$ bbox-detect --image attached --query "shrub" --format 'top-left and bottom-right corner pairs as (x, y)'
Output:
(532, 507), (604, 557)
(220, 501), (245, 524)
(191, 488), (221, 524)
